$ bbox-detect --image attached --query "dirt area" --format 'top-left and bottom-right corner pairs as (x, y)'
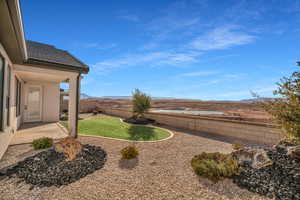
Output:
(79, 98), (271, 124)
(0, 127), (268, 200)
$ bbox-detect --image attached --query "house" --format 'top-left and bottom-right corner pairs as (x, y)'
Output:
(0, 0), (89, 159)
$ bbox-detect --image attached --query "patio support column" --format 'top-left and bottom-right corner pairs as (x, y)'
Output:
(68, 74), (80, 137)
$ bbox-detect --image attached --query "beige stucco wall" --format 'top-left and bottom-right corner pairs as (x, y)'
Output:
(0, 42), (17, 159)
(42, 83), (60, 122)
(22, 81), (60, 123)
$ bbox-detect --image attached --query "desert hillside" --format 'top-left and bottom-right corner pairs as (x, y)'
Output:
(78, 98), (271, 124)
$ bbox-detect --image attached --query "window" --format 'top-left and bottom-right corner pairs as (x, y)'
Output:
(0, 55), (4, 130)
(6, 65), (11, 126)
(15, 77), (21, 116)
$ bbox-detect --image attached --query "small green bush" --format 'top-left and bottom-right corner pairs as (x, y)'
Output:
(32, 137), (53, 150)
(191, 152), (240, 182)
(120, 146), (139, 160)
(232, 143), (245, 150)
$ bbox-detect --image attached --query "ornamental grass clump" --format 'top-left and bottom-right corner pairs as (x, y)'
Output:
(32, 137), (53, 150)
(120, 145), (139, 160)
(191, 152), (240, 182)
(232, 143), (245, 151)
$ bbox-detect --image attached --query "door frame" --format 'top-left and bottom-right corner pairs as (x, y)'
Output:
(24, 84), (43, 122)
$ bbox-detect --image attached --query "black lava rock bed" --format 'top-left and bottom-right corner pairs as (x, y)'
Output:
(233, 144), (300, 200)
(3, 144), (107, 187)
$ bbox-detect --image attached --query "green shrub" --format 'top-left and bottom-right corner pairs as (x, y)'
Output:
(254, 65), (300, 140)
(232, 143), (245, 150)
(191, 152), (240, 182)
(32, 137), (53, 150)
(120, 146), (139, 160)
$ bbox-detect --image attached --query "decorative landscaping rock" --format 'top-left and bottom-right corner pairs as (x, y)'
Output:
(234, 145), (300, 200)
(1, 144), (107, 187)
(232, 147), (273, 169)
(287, 145), (300, 159)
(54, 137), (82, 161)
(274, 141), (296, 154)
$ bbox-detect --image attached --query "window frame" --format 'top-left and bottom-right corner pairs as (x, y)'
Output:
(0, 55), (4, 131)
(15, 77), (21, 117)
(6, 65), (11, 127)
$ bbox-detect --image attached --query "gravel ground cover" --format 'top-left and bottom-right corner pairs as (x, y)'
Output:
(0, 126), (268, 200)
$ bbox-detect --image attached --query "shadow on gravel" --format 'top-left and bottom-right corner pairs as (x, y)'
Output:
(118, 158), (139, 169)
(158, 125), (266, 147)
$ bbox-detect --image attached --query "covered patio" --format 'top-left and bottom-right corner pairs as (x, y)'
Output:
(14, 62), (80, 138)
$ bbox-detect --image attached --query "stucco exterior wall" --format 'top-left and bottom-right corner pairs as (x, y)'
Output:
(42, 83), (60, 122)
(23, 81), (60, 122)
(0, 42), (17, 159)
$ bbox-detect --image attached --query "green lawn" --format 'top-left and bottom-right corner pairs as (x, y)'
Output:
(60, 117), (171, 141)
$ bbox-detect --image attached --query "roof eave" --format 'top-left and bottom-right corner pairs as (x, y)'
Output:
(25, 58), (89, 74)
(6, 0), (27, 61)
(0, 0), (27, 63)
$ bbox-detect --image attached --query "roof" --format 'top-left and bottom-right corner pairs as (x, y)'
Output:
(25, 40), (89, 73)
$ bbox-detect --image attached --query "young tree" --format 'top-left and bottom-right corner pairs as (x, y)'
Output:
(259, 63), (300, 141)
(132, 89), (151, 119)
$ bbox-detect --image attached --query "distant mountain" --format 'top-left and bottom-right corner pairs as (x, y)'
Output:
(240, 98), (277, 103)
(101, 96), (131, 99)
(101, 96), (176, 99)
(80, 93), (94, 99)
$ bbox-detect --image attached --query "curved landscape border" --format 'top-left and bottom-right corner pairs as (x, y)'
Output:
(58, 117), (174, 143)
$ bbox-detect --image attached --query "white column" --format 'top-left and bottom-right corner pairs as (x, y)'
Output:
(68, 75), (79, 137)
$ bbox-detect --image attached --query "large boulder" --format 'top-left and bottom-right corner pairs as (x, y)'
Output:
(232, 147), (273, 169)
(54, 137), (82, 161)
(287, 145), (300, 158)
(274, 141), (300, 158)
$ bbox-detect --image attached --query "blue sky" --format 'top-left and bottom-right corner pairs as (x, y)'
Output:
(21, 0), (300, 100)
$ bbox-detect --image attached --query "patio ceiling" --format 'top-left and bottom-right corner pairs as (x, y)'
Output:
(14, 64), (79, 83)
(16, 71), (67, 83)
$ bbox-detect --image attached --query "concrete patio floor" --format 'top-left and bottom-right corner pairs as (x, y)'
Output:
(10, 122), (68, 145)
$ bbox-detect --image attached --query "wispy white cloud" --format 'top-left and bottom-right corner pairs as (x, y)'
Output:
(178, 71), (220, 77)
(116, 10), (140, 22)
(93, 51), (201, 70)
(190, 25), (256, 50)
(82, 42), (117, 50)
(141, 1), (206, 50)
(218, 86), (276, 98)
(118, 14), (140, 22)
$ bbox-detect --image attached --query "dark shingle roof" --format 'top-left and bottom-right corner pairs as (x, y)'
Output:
(26, 40), (89, 73)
